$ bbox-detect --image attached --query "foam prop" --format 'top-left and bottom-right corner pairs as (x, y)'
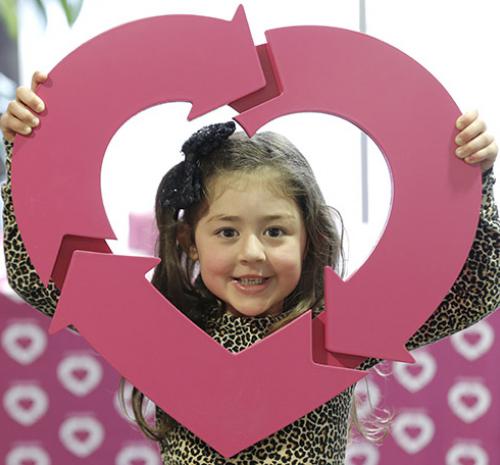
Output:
(11, 5), (481, 457)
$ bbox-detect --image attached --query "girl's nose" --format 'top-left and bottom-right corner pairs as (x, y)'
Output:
(238, 234), (266, 263)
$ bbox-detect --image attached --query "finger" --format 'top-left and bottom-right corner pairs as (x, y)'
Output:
(456, 110), (479, 130)
(16, 86), (45, 113)
(31, 70), (48, 92)
(455, 118), (487, 145)
(7, 100), (40, 127)
(0, 113), (17, 142)
(455, 132), (495, 159)
(1, 112), (33, 136)
(463, 140), (497, 164)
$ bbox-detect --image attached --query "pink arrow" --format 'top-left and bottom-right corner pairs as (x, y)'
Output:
(235, 27), (482, 363)
(49, 251), (366, 457)
(11, 5), (266, 288)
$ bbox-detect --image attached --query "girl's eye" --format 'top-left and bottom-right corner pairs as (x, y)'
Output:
(216, 228), (238, 239)
(265, 227), (285, 238)
(215, 227), (286, 239)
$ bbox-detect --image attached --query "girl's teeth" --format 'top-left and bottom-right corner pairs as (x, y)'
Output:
(240, 278), (264, 285)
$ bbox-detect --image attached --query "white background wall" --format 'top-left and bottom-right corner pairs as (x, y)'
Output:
(17, 0), (500, 276)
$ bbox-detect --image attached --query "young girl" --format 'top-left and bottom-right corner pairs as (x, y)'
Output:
(1, 70), (499, 465)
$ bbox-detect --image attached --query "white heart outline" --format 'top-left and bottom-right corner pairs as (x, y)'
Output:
(115, 444), (161, 465)
(393, 349), (436, 393)
(57, 353), (103, 397)
(354, 377), (381, 419)
(446, 443), (489, 465)
(114, 379), (156, 423)
(5, 445), (51, 465)
(3, 384), (49, 426)
(1, 322), (47, 365)
(450, 320), (495, 361)
(59, 415), (105, 457)
(448, 380), (491, 423)
(392, 411), (435, 454)
(345, 441), (380, 465)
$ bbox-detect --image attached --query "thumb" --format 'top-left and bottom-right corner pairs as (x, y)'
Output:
(31, 70), (48, 92)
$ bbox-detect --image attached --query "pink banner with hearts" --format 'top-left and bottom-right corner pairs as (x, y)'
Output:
(2, 217), (500, 465)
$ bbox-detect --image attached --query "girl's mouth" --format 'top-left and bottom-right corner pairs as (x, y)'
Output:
(232, 277), (271, 293)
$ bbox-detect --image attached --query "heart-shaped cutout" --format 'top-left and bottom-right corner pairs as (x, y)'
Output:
(450, 321), (494, 361)
(5, 445), (51, 465)
(445, 443), (489, 465)
(57, 354), (103, 396)
(448, 381), (491, 423)
(393, 350), (436, 393)
(345, 442), (380, 465)
(59, 416), (105, 457)
(392, 411), (435, 454)
(3, 384), (49, 426)
(2, 322), (47, 365)
(115, 444), (161, 465)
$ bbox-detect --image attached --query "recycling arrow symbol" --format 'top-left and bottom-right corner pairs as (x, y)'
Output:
(11, 5), (481, 458)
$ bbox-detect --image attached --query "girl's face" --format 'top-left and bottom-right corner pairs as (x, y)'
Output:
(190, 173), (307, 318)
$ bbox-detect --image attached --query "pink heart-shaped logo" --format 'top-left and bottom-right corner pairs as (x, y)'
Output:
(448, 381), (491, 423)
(1, 322), (47, 365)
(446, 443), (489, 465)
(59, 416), (105, 457)
(450, 321), (494, 361)
(57, 353), (103, 396)
(116, 444), (161, 465)
(354, 378), (381, 419)
(3, 384), (49, 426)
(5, 445), (51, 465)
(393, 349), (436, 393)
(392, 412), (435, 454)
(345, 442), (380, 465)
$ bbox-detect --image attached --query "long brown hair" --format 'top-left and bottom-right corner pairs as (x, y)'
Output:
(118, 128), (392, 445)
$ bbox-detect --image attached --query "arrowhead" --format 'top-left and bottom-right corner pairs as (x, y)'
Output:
(49, 251), (160, 336)
(324, 266), (415, 363)
(188, 5), (266, 119)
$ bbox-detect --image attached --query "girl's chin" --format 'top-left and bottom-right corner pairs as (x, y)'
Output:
(225, 304), (282, 318)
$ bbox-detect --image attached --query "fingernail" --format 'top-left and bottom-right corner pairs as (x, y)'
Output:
(36, 102), (45, 112)
(32, 117), (39, 126)
(455, 136), (463, 145)
(456, 148), (463, 156)
(25, 127), (32, 134)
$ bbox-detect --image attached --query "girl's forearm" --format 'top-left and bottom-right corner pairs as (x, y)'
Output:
(1, 139), (61, 319)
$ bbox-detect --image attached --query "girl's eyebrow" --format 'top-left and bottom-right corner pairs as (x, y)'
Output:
(207, 214), (295, 223)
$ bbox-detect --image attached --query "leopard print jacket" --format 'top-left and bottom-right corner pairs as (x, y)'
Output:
(2, 139), (499, 464)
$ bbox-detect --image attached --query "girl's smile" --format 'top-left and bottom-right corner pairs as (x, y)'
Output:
(189, 172), (307, 318)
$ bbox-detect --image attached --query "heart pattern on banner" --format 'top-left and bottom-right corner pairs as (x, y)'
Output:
(345, 441), (380, 465)
(448, 380), (491, 423)
(1, 322), (47, 365)
(354, 377), (381, 419)
(5, 445), (51, 465)
(450, 320), (495, 361)
(392, 411), (435, 454)
(3, 384), (49, 426)
(446, 443), (489, 465)
(115, 444), (161, 465)
(59, 415), (105, 457)
(57, 353), (103, 396)
(393, 349), (436, 393)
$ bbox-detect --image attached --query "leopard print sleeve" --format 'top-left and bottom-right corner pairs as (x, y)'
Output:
(357, 168), (499, 371)
(1, 139), (62, 319)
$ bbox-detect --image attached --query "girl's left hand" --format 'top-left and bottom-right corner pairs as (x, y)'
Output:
(455, 111), (497, 173)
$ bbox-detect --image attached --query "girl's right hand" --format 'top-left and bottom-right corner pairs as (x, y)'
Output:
(0, 70), (48, 143)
